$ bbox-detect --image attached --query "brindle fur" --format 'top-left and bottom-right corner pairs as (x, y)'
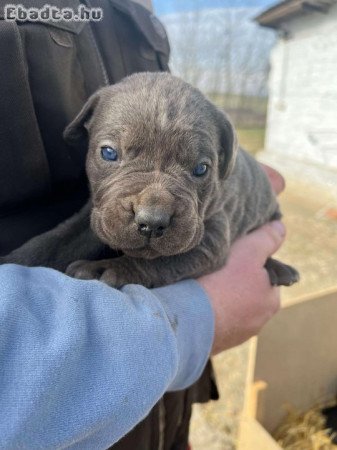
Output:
(1, 73), (299, 288)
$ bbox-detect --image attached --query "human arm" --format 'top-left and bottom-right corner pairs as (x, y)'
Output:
(0, 165), (289, 449)
(0, 264), (213, 449)
(0, 222), (286, 449)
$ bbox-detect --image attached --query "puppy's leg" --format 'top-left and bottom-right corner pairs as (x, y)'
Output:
(0, 201), (105, 272)
(66, 215), (231, 288)
(265, 258), (300, 287)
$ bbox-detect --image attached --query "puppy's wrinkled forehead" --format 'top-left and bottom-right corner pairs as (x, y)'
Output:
(90, 73), (217, 161)
(64, 72), (237, 180)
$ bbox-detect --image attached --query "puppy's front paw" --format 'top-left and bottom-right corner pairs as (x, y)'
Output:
(66, 259), (119, 286)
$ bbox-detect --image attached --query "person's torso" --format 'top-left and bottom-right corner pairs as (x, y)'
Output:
(0, 0), (169, 255)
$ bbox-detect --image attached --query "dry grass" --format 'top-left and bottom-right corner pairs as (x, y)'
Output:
(274, 405), (337, 450)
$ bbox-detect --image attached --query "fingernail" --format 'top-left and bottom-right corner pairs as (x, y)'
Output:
(270, 220), (286, 237)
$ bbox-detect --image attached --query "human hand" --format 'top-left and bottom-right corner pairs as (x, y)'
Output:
(197, 164), (286, 355)
(198, 220), (285, 354)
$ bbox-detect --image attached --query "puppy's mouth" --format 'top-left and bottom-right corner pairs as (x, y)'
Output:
(91, 207), (203, 259)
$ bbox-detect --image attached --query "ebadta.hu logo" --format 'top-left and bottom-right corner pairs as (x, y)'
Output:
(4, 3), (103, 22)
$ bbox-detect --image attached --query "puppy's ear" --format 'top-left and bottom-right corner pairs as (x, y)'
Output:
(63, 91), (101, 146)
(216, 110), (238, 179)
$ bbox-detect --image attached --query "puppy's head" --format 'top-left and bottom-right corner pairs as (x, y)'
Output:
(64, 73), (237, 259)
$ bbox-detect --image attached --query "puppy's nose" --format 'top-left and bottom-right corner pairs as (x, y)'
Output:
(135, 208), (171, 238)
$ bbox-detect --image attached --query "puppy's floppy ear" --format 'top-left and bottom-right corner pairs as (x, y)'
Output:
(216, 110), (238, 179)
(63, 91), (101, 146)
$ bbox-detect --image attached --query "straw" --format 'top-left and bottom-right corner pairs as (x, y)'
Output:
(274, 404), (337, 450)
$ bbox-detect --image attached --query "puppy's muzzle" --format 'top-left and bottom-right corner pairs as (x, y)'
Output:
(135, 207), (171, 238)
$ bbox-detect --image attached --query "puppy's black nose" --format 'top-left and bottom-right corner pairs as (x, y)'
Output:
(135, 208), (171, 238)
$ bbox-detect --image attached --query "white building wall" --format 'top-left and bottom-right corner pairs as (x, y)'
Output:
(264, 4), (337, 174)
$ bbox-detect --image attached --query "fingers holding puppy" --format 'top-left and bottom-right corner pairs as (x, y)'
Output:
(197, 221), (286, 355)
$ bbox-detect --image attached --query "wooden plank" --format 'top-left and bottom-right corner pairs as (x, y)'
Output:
(254, 289), (337, 433)
(238, 417), (282, 450)
(241, 338), (258, 418)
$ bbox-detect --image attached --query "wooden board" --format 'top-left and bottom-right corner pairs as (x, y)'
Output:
(255, 287), (337, 433)
(238, 287), (337, 449)
(239, 417), (282, 450)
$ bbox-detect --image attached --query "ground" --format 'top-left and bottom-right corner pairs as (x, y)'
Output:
(189, 172), (337, 449)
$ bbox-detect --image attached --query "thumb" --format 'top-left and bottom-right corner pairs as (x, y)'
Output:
(233, 221), (286, 263)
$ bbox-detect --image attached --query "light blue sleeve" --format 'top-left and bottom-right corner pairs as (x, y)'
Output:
(0, 264), (214, 449)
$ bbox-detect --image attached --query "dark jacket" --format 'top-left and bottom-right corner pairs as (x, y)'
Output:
(0, 1), (218, 448)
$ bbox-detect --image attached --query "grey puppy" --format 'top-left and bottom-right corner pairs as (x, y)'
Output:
(1, 72), (299, 288)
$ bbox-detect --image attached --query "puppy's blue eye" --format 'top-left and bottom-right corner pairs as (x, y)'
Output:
(193, 163), (208, 177)
(101, 146), (118, 161)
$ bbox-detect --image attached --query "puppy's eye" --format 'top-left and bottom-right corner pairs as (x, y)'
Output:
(193, 163), (208, 177)
(101, 146), (118, 161)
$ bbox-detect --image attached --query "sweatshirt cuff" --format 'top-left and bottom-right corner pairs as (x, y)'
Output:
(152, 279), (214, 391)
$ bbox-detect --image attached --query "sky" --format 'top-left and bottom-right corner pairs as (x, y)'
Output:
(150, 0), (278, 96)
(152, 0), (278, 16)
